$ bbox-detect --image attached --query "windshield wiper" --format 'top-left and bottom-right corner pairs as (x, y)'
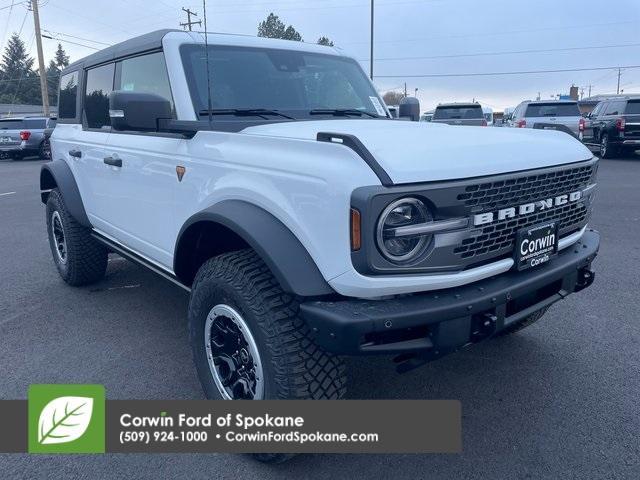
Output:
(198, 108), (295, 120)
(309, 108), (381, 118)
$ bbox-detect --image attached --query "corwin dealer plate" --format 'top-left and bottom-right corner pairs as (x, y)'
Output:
(515, 222), (558, 271)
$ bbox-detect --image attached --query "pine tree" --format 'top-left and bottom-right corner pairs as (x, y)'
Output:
(0, 33), (41, 105)
(257, 13), (303, 42)
(46, 44), (70, 106)
(317, 36), (334, 47)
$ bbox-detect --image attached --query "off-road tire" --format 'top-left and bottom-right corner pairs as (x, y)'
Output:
(46, 188), (108, 286)
(496, 307), (549, 336)
(189, 248), (346, 401)
(188, 249), (346, 464)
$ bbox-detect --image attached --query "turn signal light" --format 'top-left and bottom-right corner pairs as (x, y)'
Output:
(616, 118), (626, 132)
(350, 208), (361, 251)
(19, 130), (31, 141)
(517, 119), (526, 128)
(579, 118), (585, 132)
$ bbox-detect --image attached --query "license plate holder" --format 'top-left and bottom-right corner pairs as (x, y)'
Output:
(515, 222), (558, 271)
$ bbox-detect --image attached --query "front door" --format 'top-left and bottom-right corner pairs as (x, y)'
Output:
(93, 51), (180, 269)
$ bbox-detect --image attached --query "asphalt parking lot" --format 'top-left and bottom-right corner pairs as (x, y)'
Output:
(1, 153), (639, 479)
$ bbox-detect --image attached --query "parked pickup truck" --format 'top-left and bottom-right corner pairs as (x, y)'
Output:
(0, 116), (55, 160)
(41, 31), (599, 459)
(432, 103), (486, 126)
(581, 96), (640, 158)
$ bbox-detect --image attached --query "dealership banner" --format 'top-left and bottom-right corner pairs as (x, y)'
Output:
(0, 385), (461, 454)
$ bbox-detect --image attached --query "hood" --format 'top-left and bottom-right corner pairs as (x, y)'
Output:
(241, 119), (594, 184)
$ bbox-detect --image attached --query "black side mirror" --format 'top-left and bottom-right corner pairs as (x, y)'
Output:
(109, 91), (172, 132)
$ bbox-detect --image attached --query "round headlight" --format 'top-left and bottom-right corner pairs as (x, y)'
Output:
(376, 198), (433, 263)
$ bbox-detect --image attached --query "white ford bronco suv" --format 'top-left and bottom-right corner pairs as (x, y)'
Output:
(42, 30), (599, 403)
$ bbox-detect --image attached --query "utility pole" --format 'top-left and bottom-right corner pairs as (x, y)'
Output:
(617, 68), (621, 95)
(30, 0), (50, 117)
(369, 0), (374, 80)
(180, 7), (201, 31)
(404, 82), (407, 98)
(587, 85), (592, 98)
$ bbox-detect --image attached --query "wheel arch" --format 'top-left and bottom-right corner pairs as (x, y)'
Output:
(40, 159), (91, 228)
(174, 200), (334, 297)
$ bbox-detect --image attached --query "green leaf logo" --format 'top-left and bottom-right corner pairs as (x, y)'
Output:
(37, 396), (94, 445)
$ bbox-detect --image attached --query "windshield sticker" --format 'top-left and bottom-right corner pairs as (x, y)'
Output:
(369, 96), (387, 116)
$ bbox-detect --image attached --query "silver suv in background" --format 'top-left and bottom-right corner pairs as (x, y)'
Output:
(432, 103), (486, 126)
(509, 100), (584, 138)
(0, 116), (56, 160)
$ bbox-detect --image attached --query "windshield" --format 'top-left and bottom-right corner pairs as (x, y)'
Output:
(434, 106), (482, 120)
(525, 103), (580, 117)
(180, 44), (387, 119)
(625, 100), (640, 114)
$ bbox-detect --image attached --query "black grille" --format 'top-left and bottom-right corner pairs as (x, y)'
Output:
(452, 162), (596, 263)
(456, 163), (595, 211)
(454, 202), (588, 260)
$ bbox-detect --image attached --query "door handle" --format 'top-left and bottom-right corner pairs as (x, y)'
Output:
(69, 149), (82, 158)
(103, 156), (122, 167)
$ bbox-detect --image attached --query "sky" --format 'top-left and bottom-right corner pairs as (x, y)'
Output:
(1, 0), (640, 111)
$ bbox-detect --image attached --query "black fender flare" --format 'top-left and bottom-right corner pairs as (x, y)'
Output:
(174, 200), (334, 297)
(40, 159), (91, 228)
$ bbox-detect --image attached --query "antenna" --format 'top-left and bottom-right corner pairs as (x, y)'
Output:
(202, 0), (213, 128)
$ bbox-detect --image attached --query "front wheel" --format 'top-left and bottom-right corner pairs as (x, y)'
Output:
(188, 249), (346, 402)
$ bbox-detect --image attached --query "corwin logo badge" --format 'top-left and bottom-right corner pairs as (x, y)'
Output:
(473, 190), (583, 227)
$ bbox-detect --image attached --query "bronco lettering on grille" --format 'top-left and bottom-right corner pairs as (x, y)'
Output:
(473, 191), (583, 227)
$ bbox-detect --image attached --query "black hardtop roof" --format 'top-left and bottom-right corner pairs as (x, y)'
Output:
(63, 29), (181, 73)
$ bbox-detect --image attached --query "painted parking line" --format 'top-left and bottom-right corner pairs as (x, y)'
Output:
(0, 191), (16, 197)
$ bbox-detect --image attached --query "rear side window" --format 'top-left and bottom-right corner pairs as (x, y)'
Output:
(525, 103), (580, 117)
(434, 106), (482, 120)
(604, 101), (625, 116)
(624, 101), (640, 114)
(115, 52), (175, 115)
(84, 63), (115, 130)
(0, 120), (24, 129)
(58, 71), (79, 119)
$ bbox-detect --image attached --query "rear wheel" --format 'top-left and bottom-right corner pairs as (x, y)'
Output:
(600, 133), (617, 158)
(46, 189), (108, 286)
(496, 307), (549, 336)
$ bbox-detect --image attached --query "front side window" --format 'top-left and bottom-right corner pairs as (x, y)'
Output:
(84, 63), (115, 130)
(180, 44), (386, 119)
(58, 71), (79, 119)
(115, 52), (175, 115)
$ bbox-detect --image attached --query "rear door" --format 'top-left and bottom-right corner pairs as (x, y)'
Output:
(582, 102), (603, 145)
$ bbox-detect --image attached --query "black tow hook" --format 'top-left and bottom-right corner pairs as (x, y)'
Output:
(575, 268), (595, 292)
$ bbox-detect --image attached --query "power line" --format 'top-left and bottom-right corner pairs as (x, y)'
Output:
(42, 29), (110, 46)
(364, 42), (640, 63)
(41, 34), (100, 50)
(374, 65), (640, 79)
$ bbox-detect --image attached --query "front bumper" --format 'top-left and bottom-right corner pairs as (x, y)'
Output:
(300, 229), (599, 357)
